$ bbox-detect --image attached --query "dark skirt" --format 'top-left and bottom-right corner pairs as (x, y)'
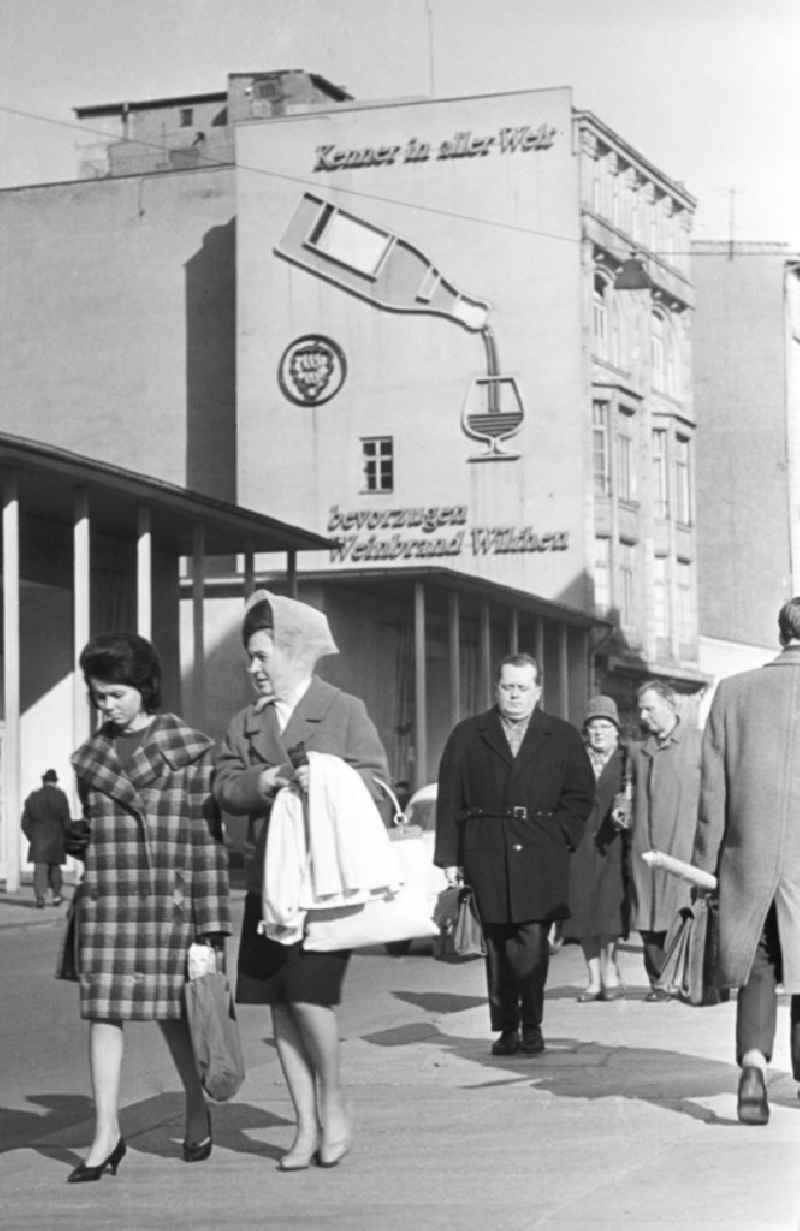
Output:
(236, 892), (351, 1007)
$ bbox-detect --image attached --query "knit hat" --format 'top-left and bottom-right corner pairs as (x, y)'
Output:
(583, 695), (620, 728)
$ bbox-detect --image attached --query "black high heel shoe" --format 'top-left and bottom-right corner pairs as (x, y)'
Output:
(67, 1137), (126, 1183)
(182, 1110), (212, 1163)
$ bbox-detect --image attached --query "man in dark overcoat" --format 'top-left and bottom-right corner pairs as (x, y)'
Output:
(21, 768), (71, 907)
(434, 653), (594, 1056)
(693, 597), (800, 1126)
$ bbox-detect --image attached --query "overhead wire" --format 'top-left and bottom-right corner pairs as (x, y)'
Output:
(0, 98), (740, 262)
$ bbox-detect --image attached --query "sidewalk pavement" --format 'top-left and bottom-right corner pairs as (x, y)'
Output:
(2, 895), (800, 1230)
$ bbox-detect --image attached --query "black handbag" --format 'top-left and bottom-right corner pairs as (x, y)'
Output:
(63, 820), (91, 861)
(55, 888), (83, 982)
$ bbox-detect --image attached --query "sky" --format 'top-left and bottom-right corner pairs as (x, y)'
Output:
(1, 0), (798, 246)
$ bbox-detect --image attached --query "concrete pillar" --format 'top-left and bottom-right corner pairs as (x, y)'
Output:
(287, 549), (298, 598)
(480, 600), (491, 708)
(448, 590), (461, 727)
(136, 504), (152, 639)
(413, 583), (427, 790)
(558, 623), (569, 720)
(2, 474), (21, 892)
(509, 608), (519, 654)
(243, 550), (256, 599)
(192, 524), (206, 732)
(535, 616), (545, 674)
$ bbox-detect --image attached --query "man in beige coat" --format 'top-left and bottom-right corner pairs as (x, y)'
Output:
(694, 597), (800, 1125)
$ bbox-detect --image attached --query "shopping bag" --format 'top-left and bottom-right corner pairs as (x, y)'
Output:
(55, 889), (82, 982)
(453, 888), (486, 958)
(304, 830), (439, 952)
(184, 972), (245, 1102)
(656, 898), (728, 1006)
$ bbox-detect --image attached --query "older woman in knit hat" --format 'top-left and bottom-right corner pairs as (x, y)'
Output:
(565, 695), (631, 1001)
(214, 590), (389, 1171)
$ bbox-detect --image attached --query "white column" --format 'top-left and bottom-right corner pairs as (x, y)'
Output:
(136, 504), (152, 639)
(448, 590), (460, 728)
(413, 583), (428, 790)
(535, 616), (545, 673)
(192, 524), (206, 732)
(73, 488), (92, 746)
(2, 474), (21, 891)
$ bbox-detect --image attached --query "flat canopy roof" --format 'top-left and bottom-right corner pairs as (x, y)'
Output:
(0, 431), (331, 556)
(265, 565), (607, 631)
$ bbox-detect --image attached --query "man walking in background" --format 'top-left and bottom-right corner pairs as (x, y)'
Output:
(21, 769), (70, 908)
(629, 681), (702, 999)
(694, 598), (800, 1125)
(434, 653), (594, 1056)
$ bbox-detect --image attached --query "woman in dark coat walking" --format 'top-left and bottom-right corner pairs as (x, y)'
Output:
(566, 696), (630, 1001)
(67, 633), (230, 1183)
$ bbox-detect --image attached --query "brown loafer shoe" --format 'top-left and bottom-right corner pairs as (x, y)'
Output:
(601, 985), (626, 1001)
(576, 988), (603, 1003)
(737, 1066), (769, 1125)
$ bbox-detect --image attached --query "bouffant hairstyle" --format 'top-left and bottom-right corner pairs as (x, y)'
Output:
(79, 632), (163, 713)
(242, 597), (274, 646)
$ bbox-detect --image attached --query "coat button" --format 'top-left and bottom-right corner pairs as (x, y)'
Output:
(512, 843), (523, 852)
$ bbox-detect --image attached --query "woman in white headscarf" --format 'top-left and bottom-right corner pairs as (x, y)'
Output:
(214, 591), (389, 1171)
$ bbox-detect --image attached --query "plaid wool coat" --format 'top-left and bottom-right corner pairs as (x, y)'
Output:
(70, 714), (230, 1021)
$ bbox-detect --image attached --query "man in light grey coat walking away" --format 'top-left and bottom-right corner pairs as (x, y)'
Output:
(694, 597), (800, 1125)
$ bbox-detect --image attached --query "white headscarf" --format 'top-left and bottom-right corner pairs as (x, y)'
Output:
(244, 588), (338, 676)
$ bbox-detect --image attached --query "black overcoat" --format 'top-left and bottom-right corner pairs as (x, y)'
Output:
(21, 784), (70, 864)
(434, 706), (594, 924)
(564, 749), (630, 940)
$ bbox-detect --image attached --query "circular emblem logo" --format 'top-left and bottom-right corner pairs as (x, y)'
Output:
(277, 334), (347, 407)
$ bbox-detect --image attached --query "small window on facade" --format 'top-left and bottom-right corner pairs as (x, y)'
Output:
(179, 108), (194, 128)
(674, 435), (692, 524)
(593, 274), (609, 359)
(594, 536), (611, 615)
(616, 408), (636, 503)
(592, 401), (610, 496)
(619, 541), (636, 629)
(677, 559), (694, 646)
(361, 437), (394, 493)
(653, 555), (669, 639)
(652, 428), (668, 517)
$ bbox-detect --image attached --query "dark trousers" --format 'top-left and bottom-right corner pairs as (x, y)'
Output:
(483, 920), (550, 1033)
(32, 863), (62, 901)
(736, 902), (800, 1076)
(640, 929), (667, 986)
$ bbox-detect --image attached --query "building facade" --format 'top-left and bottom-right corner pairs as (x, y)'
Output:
(0, 80), (704, 848)
(692, 240), (800, 691)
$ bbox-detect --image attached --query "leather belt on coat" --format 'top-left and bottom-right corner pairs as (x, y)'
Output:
(459, 806), (529, 821)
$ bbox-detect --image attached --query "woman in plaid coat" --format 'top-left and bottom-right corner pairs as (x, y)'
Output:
(67, 633), (230, 1183)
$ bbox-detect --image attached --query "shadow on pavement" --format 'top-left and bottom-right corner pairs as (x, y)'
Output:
(362, 1019), (800, 1127)
(0, 1089), (293, 1168)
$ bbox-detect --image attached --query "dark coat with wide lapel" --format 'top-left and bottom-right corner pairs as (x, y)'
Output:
(214, 676), (389, 894)
(70, 714), (230, 1021)
(565, 747), (630, 940)
(434, 706), (594, 924)
(21, 784), (71, 864)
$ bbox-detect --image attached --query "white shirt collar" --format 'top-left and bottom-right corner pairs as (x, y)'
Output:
(274, 677), (312, 731)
